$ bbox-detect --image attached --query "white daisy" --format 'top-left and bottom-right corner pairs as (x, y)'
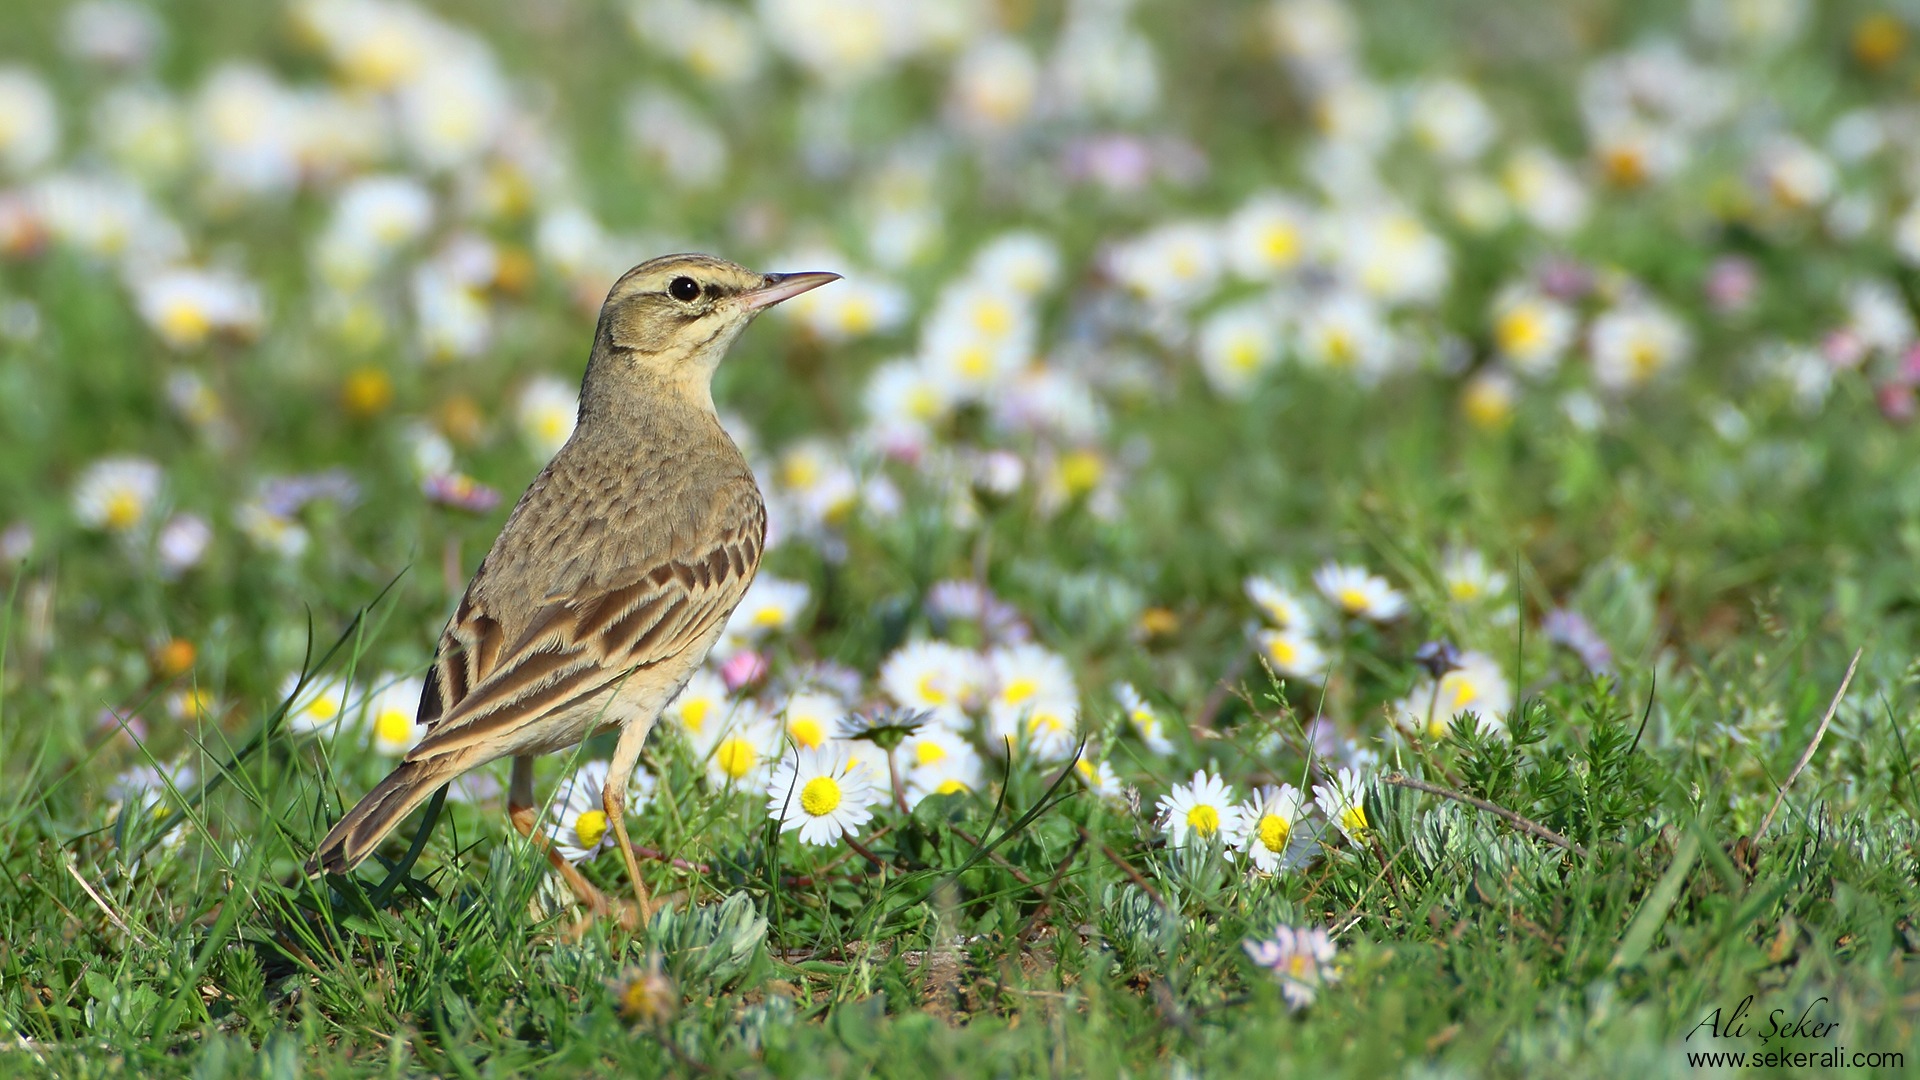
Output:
(1439, 548), (1508, 605)
(73, 456), (163, 533)
(544, 759), (657, 864)
(1256, 628), (1330, 682)
(778, 689), (845, 750)
(1392, 650), (1513, 740)
(722, 574), (811, 643)
(1113, 681), (1175, 755)
(879, 640), (983, 728)
(1244, 925), (1341, 1010)
(1224, 193), (1311, 280)
(766, 745), (876, 847)
(985, 643), (1077, 730)
(1312, 562), (1406, 621)
(515, 375), (578, 461)
(1157, 769), (1244, 847)
(364, 674), (426, 756)
(1231, 784), (1313, 873)
(903, 729), (984, 806)
(664, 669), (734, 754)
(1196, 300), (1284, 397)
(1489, 285), (1577, 376)
(280, 672), (355, 736)
(1244, 575), (1316, 633)
(703, 706), (781, 793)
(1313, 767), (1371, 847)
(1589, 302), (1691, 391)
(1074, 756), (1127, 803)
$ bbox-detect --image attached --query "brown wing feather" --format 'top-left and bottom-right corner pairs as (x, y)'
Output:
(405, 482), (764, 761)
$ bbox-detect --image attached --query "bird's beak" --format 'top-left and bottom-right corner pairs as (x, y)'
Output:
(739, 271), (841, 311)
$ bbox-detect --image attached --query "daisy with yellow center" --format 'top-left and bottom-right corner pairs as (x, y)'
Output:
(1157, 770), (1245, 848)
(1244, 925), (1341, 1011)
(515, 375), (579, 461)
(1196, 301), (1283, 397)
(766, 745), (876, 846)
(1589, 303), (1691, 392)
(365, 675), (427, 756)
(1313, 767), (1372, 846)
(903, 730), (984, 808)
(1075, 756), (1126, 802)
(1231, 784), (1311, 873)
(1312, 562), (1406, 622)
(1392, 650), (1513, 740)
(72, 457), (163, 534)
(776, 690), (842, 750)
(545, 759), (658, 864)
(1224, 193), (1309, 280)
(665, 670), (732, 753)
(1439, 548), (1508, 606)
(1113, 682), (1175, 756)
(1490, 287), (1575, 375)
(281, 672), (354, 736)
(703, 710), (780, 794)
(1256, 628), (1329, 682)
(879, 640), (983, 727)
(721, 574), (812, 647)
(1244, 576), (1315, 634)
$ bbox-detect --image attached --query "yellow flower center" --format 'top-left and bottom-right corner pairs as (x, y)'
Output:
(1058, 450), (1103, 496)
(1001, 677), (1037, 705)
(159, 300), (212, 347)
(681, 698), (711, 732)
(375, 709), (413, 747)
(1627, 338), (1662, 379)
(800, 775), (842, 816)
(956, 345), (991, 377)
(916, 673), (948, 705)
(1258, 813), (1291, 853)
(1323, 327), (1355, 366)
(914, 740), (948, 766)
(789, 717), (825, 749)
(1448, 579), (1481, 601)
(834, 297), (877, 335)
(1260, 223), (1299, 265)
(780, 456), (821, 491)
(1288, 954), (1311, 979)
(1337, 587), (1369, 613)
(973, 300), (1012, 337)
(935, 778), (970, 795)
(534, 411), (568, 444)
(1495, 307), (1545, 355)
(574, 809), (608, 849)
(1340, 804), (1369, 837)
(1463, 379), (1513, 431)
(1185, 804), (1220, 837)
(1226, 338), (1262, 372)
(1267, 636), (1298, 666)
(751, 606), (788, 628)
(341, 368), (394, 418)
(308, 696), (340, 721)
(104, 490), (143, 531)
(715, 737), (756, 779)
(1028, 710), (1068, 736)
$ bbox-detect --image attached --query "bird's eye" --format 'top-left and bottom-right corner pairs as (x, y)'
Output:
(669, 276), (701, 302)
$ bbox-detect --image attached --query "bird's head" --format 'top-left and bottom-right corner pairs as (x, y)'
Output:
(591, 253), (838, 407)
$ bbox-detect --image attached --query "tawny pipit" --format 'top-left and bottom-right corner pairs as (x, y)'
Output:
(309, 254), (838, 919)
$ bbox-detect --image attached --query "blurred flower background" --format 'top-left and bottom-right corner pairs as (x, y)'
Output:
(5, 0), (1920, 1069)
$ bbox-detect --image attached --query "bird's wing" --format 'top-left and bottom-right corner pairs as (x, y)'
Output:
(405, 481), (764, 761)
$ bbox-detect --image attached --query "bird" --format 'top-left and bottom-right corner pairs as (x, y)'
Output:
(308, 253), (839, 921)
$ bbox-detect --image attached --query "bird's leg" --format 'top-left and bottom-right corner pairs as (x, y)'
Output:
(604, 720), (655, 925)
(506, 754), (611, 917)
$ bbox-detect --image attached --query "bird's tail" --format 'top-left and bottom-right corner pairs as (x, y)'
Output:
(307, 755), (465, 876)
